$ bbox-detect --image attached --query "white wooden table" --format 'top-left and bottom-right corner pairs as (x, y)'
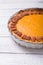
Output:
(0, 0), (43, 65)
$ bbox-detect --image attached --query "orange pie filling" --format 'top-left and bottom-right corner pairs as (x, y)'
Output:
(16, 14), (43, 42)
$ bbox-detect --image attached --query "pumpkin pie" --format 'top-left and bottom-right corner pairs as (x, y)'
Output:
(8, 8), (43, 43)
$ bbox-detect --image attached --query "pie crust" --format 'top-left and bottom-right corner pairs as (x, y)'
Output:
(8, 8), (43, 43)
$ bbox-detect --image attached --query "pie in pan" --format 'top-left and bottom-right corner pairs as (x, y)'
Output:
(8, 8), (43, 48)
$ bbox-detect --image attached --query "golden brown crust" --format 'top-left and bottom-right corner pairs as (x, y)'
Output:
(22, 35), (31, 40)
(8, 8), (43, 42)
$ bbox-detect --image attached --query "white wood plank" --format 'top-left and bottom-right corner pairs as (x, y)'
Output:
(0, 0), (43, 4)
(0, 2), (43, 9)
(0, 37), (43, 54)
(0, 54), (43, 65)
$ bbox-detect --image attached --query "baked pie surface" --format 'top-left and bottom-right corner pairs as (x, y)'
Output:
(8, 8), (43, 43)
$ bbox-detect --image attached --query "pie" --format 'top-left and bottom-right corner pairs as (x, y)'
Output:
(8, 8), (43, 43)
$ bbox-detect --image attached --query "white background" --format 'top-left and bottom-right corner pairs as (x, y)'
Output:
(0, 0), (43, 65)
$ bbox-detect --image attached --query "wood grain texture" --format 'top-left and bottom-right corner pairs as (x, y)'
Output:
(0, 54), (43, 65)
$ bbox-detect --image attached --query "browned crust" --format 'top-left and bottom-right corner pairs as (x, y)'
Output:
(8, 8), (43, 42)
